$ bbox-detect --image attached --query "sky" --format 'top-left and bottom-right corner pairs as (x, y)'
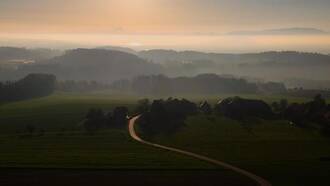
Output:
(0, 0), (330, 53)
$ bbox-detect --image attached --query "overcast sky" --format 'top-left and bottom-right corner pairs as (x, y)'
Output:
(0, 0), (329, 52)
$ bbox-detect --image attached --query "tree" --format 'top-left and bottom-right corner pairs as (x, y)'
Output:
(105, 112), (114, 127)
(312, 94), (326, 110)
(26, 125), (35, 135)
(199, 101), (212, 115)
(279, 99), (288, 112)
(84, 108), (106, 133)
(113, 107), (129, 127)
(38, 128), (45, 137)
(138, 99), (198, 136)
(135, 99), (150, 114)
(271, 101), (280, 112)
(283, 94), (328, 126)
(214, 97), (273, 120)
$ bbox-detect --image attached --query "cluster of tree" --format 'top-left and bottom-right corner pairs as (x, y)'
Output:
(286, 88), (330, 99)
(283, 95), (330, 132)
(83, 107), (128, 133)
(214, 95), (330, 135)
(214, 97), (274, 120)
(213, 96), (329, 124)
(17, 125), (46, 138)
(56, 80), (110, 92)
(135, 97), (278, 136)
(285, 78), (330, 90)
(136, 98), (198, 136)
(0, 73), (56, 102)
(271, 99), (289, 114)
(257, 82), (287, 94)
(135, 95), (330, 137)
(112, 74), (286, 96)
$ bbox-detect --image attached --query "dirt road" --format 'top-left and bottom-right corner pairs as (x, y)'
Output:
(128, 116), (272, 186)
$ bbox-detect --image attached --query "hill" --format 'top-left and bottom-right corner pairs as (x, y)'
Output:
(139, 50), (330, 66)
(3, 49), (162, 82)
(95, 46), (137, 54)
(0, 47), (62, 63)
(139, 50), (330, 82)
(111, 74), (287, 96)
(0, 74), (56, 102)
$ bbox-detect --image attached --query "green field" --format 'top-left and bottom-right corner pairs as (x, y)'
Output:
(0, 92), (139, 134)
(0, 92), (329, 186)
(0, 92), (315, 135)
(0, 92), (219, 169)
(152, 114), (330, 186)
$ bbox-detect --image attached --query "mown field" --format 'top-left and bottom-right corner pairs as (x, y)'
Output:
(152, 114), (330, 186)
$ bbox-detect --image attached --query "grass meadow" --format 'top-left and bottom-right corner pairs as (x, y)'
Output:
(0, 92), (214, 169)
(153, 114), (330, 186)
(0, 91), (329, 186)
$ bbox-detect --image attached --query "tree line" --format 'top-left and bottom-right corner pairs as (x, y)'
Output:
(83, 107), (129, 134)
(0, 73), (56, 102)
(111, 74), (287, 96)
(81, 94), (329, 137)
(56, 80), (110, 92)
(135, 95), (330, 137)
(0, 74), (113, 103)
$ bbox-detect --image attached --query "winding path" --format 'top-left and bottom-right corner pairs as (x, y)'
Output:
(128, 115), (272, 186)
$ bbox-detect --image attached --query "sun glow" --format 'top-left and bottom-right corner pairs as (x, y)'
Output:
(1, 32), (330, 53)
(0, 0), (329, 53)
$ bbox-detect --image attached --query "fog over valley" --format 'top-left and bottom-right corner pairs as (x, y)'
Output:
(1, 46), (330, 91)
(1, 1), (330, 186)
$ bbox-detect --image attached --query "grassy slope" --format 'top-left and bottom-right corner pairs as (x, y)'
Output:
(0, 92), (139, 133)
(153, 115), (330, 186)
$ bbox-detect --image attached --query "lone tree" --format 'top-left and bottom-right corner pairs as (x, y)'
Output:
(271, 101), (280, 113)
(26, 124), (35, 135)
(199, 101), (212, 115)
(135, 99), (150, 114)
(279, 99), (289, 112)
(113, 107), (129, 127)
(310, 94), (327, 112)
(84, 108), (106, 133)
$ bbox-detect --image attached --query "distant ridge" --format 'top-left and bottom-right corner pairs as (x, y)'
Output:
(228, 28), (328, 35)
(95, 46), (137, 54)
(139, 49), (330, 66)
(20, 48), (162, 82)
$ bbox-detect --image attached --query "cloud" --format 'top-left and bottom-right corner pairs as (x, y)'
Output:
(227, 28), (329, 36)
